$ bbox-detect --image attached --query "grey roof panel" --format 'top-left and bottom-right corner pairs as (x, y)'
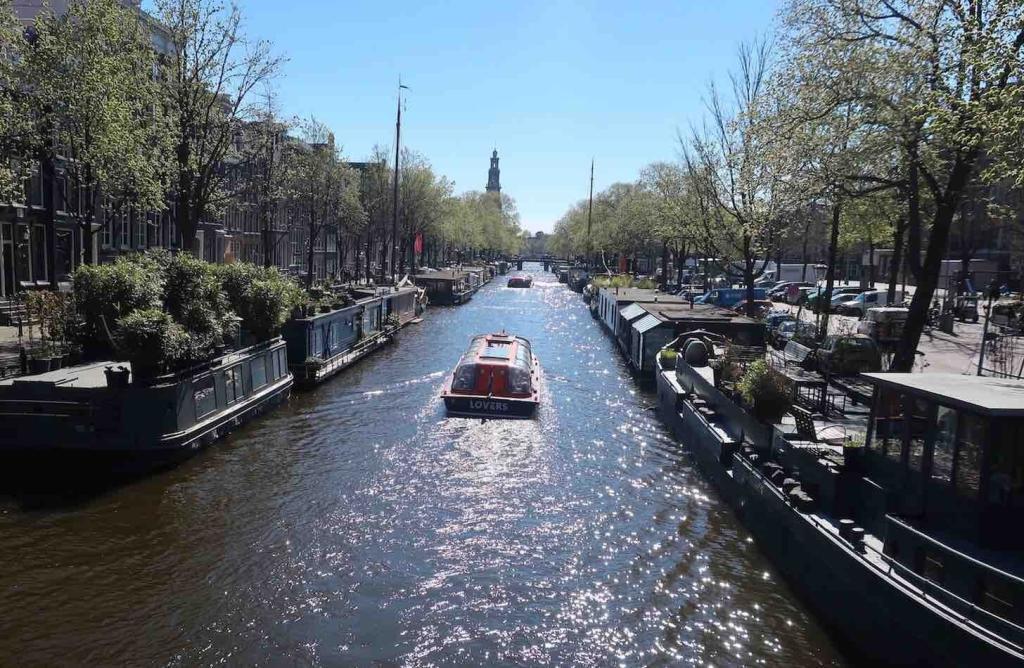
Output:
(634, 314), (663, 335)
(861, 373), (1024, 416)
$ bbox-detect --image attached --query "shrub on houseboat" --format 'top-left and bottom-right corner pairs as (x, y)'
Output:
(737, 360), (790, 423)
(73, 256), (163, 351)
(114, 308), (189, 378)
(162, 253), (232, 356)
(217, 263), (303, 341)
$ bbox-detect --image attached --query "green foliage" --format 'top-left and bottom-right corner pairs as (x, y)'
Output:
(161, 253), (232, 356)
(114, 308), (188, 378)
(217, 263), (303, 340)
(658, 348), (678, 368)
(73, 257), (164, 347)
(737, 360), (790, 423)
(0, 1), (32, 201)
(26, 0), (172, 229)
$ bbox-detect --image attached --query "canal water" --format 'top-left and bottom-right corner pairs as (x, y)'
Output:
(0, 266), (847, 666)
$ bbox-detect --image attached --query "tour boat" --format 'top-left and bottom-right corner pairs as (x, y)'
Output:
(507, 274), (533, 288)
(441, 332), (541, 419)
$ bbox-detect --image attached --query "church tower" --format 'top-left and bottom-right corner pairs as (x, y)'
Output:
(486, 149), (501, 193)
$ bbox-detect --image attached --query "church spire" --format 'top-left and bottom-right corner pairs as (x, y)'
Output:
(486, 149), (501, 193)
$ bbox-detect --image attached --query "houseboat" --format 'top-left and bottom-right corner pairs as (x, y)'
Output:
(592, 286), (687, 342)
(414, 270), (474, 305)
(626, 303), (764, 379)
(0, 338), (293, 463)
(655, 345), (1024, 666)
(282, 285), (423, 388)
(567, 267), (590, 292)
(441, 332), (541, 419)
(461, 265), (492, 290)
(507, 274), (533, 288)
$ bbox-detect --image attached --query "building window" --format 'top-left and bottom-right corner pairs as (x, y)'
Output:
(135, 211), (148, 248)
(955, 413), (986, 498)
(55, 230), (73, 281)
(119, 212), (130, 249)
(31, 225), (46, 281)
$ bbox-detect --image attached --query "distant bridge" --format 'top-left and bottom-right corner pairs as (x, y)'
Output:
(512, 257), (572, 271)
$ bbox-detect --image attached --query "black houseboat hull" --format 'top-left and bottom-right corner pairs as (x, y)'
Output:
(655, 364), (1024, 667)
(443, 394), (538, 419)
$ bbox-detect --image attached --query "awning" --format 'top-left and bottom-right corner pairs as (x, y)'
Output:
(620, 303), (647, 321)
(634, 313), (663, 335)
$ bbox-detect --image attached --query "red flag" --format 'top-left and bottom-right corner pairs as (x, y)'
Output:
(618, 254), (627, 273)
(414, 232), (423, 254)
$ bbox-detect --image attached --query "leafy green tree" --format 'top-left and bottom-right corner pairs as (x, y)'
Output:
(282, 117), (361, 288)
(0, 1), (31, 203)
(26, 0), (172, 264)
(155, 0), (282, 255)
(783, 0), (1024, 370)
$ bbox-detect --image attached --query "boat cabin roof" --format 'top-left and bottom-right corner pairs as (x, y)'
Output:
(863, 373), (1024, 416)
(414, 270), (467, 281)
(0, 360), (122, 389)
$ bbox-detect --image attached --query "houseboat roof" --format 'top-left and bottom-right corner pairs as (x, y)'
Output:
(862, 373), (1024, 416)
(0, 360), (120, 390)
(414, 270), (467, 281)
(599, 287), (687, 305)
(639, 302), (758, 324)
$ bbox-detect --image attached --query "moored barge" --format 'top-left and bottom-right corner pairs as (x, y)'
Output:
(655, 346), (1024, 666)
(441, 332), (541, 419)
(414, 270), (474, 305)
(0, 338), (292, 463)
(282, 285), (424, 388)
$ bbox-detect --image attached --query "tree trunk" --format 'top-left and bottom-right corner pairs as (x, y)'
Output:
(306, 212), (316, 290)
(888, 215), (906, 304)
(819, 201), (841, 341)
(660, 241), (669, 290)
(891, 154), (976, 371)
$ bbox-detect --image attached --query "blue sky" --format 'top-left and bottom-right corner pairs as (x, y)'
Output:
(237, 0), (780, 233)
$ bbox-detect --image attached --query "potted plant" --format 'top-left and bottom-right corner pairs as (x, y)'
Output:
(304, 356), (325, 370)
(737, 360), (790, 424)
(843, 433), (866, 471)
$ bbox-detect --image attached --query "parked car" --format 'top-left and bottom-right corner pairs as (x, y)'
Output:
(951, 294), (980, 322)
(835, 290), (905, 317)
(771, 319), (817, 349)
(806, 286), (868, 312)
(732, 299), (774, 318)
(788, 286), (817, 305)
(700, 287), (768, 308)
(856, 307), (908, 344)
(768, 281), (814, 301)
(813, 334), (882, 376)
(829, 293), (861, 312)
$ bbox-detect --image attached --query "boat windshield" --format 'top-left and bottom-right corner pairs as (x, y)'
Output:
(452, 337), (486, 391)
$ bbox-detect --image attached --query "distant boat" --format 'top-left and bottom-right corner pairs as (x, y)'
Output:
(507, 274), (533, 288)
(441, 332), (541, 419)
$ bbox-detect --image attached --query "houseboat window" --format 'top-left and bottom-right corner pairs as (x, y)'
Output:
(225, 365), (241, 404)
(906, 396), (929, 472)
(311, 329), (324, 359)
(872, 389), (904, 459)
(251, 357), (267, 389)
(194, 375), (217, 418)
(277, 348), (287, 379)
(987, 420), (1023, 507)
(955, 413), (986, 499)
(931, 406), (957, 484)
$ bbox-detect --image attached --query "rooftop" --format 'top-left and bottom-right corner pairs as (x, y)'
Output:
(862, 373), (1024, 416)
(414, 270), (467, 281)
(0, 361), (127, 390)
(641, 302), (759, 324)
(600, 287), (687, 304)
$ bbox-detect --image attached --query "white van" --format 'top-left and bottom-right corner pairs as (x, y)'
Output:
(838, 290), (904, 318)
